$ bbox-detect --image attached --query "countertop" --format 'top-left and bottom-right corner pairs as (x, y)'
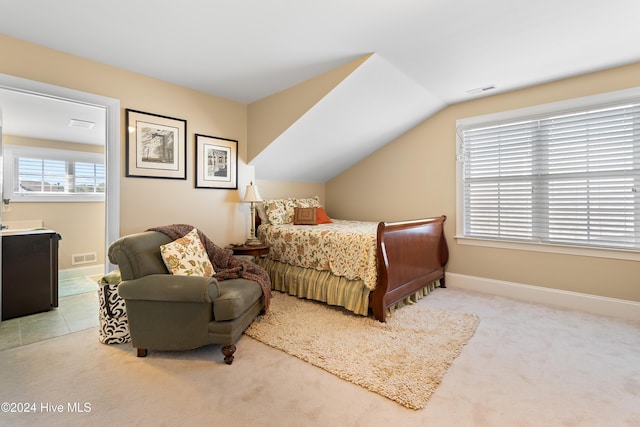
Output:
(1, 228), (59, 237)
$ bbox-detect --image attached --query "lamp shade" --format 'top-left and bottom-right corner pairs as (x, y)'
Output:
(243, 182), (262, 203)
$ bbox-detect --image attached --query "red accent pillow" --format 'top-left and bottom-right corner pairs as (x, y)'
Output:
(316, 207), (332, 224)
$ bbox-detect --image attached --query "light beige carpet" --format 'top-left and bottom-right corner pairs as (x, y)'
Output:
(2, 288), (638, 426)
(245, 293), (480, 410)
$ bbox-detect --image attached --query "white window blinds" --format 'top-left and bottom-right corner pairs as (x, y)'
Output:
(459, 100), (640, 251)
(3, 144), (105, 202)
(16, 158), (105, 195)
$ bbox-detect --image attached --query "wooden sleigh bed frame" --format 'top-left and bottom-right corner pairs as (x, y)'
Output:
(371, 216), (449, 321)
(256, 214), (449, 322)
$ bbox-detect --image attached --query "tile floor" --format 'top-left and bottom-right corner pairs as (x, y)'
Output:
(0, 276), (100, 351)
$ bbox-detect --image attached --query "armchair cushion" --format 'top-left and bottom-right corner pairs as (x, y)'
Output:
(213, 278), (263, 321)
(160, 228), (215, 277)
(118, 274), (220, 303)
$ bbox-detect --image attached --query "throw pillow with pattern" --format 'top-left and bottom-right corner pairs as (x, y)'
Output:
(263, 198), (296, 225)
(160, 228), (215, 276)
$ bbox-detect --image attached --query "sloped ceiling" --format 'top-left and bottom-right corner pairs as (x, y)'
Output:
(1, 1), (640, 182)
(250, 54), (445, 182)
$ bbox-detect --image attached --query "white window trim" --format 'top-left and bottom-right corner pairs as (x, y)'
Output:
(3, 144), (105, 203)
(455, 86), (640, 261)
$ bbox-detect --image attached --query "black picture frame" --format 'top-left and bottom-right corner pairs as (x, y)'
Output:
(194, 134), (238, 189)
(125, 109), (187, 179)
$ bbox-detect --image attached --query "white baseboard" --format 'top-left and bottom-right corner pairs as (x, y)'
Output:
(59, 264), (105, 280)
(446, 273), (640, 322)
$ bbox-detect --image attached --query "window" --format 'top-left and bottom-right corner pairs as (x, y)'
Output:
(456, 88), (640, 255)
(3, 145), (105, 202)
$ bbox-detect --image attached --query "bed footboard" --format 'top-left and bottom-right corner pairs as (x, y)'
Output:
(370, 215), (449, 322)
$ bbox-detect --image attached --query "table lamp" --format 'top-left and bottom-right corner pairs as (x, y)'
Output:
(243, 181), (263, 245)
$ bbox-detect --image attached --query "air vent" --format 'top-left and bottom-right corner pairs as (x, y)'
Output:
(69, 118), (95, 129)
(72, 252), (97, 265)
(466, 85), (496, 95)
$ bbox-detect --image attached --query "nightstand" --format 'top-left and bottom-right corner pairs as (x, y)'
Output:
(226, 243), (271, 258)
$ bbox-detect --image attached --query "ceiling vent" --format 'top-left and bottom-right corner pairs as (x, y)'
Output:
(69, 118), (95, 129)
(466, 85), (496, 95)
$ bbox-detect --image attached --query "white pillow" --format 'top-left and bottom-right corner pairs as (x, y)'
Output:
(160, 228), (215, 276)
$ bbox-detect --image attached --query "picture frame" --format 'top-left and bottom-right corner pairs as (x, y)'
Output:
(195, 134), (238, 189)
(125, 109), (187, 179)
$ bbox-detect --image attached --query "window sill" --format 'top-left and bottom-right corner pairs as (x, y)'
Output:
(11, 194), (105, 203)
(454, 236), (640, 262)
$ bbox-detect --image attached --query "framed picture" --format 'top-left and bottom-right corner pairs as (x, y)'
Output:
(125, 109), (187, 179)
(195, 134), (238, 189)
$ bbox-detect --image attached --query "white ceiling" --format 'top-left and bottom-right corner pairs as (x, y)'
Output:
(251, 54), (446, 181)
(1, 0), (640, 180)
(0, 88), (106, 145)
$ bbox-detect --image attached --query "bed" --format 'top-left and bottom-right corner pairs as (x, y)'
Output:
(254, 197), (449, 322)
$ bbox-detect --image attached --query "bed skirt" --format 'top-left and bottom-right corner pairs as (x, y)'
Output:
(256, 258), (440, 318)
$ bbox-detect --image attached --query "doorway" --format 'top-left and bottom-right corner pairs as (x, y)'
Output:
(0, 74), (120, 344)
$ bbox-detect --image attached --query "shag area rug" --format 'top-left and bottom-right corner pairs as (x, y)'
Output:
(245, 293), (480, 410)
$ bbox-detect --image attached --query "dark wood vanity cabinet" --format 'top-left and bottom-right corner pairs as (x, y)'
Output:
(2, 230), (60, 320)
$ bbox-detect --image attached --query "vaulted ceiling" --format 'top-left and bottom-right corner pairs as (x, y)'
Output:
(1, 0), (640, 182)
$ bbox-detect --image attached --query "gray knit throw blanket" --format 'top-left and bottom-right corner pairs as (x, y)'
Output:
(147, 224), (272, 311)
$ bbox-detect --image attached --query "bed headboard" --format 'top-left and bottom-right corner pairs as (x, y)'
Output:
(255, 211), (262, 228)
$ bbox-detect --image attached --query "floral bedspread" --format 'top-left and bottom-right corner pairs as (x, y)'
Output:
(257, 219), (379, 289)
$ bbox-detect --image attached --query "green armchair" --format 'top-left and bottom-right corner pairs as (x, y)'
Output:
(107, 231), (265, 364)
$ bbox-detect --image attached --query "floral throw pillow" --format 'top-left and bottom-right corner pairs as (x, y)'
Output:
(160, 228), (215, 277)
(295, 196), (321, 208)
(263, 198), (296, 225)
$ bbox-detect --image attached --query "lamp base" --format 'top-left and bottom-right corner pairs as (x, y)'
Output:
(244, 237), (263, 246)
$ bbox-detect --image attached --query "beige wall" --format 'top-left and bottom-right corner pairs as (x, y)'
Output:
(4, 201), (105, 270)
(3, 135), (105, 269)
(0, 35), (327, 249)
(327, 62), (640, 303)
(0, 34), (253, 247)
(255, 180), (325, 203)
(4, 135), (104, 154)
